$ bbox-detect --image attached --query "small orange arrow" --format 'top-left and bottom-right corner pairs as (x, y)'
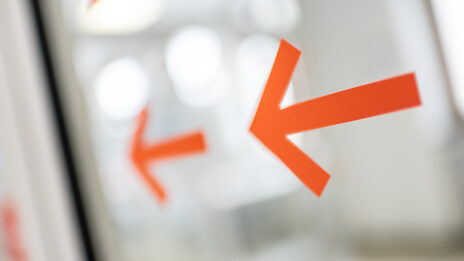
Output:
(131, 108), (206, 203)
(250, 39), (421, 197)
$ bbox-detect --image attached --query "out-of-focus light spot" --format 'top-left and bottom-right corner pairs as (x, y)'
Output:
(432, 0), (464, 118)
(166, 26), (225, 107)
(237, 35), (296, 115)
(233, 0), (300, 33)
(77, 0), (165, 34)
(197, 158), (300, 210)
(95, 58), (150, 120)
(251, 0), (300, 33)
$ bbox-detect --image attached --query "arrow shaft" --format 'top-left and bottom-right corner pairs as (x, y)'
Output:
(281, 73), (421, 135)
(143, 131), (206, 162)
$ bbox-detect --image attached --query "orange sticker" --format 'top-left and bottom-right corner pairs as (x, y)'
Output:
(250, 39), (421, 197)
(131, 107), (206, 204)
(89, 0), (100, 8)
(1, 201), (27, 261)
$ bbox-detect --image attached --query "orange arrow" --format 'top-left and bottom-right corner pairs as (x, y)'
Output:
(2, 201), (27, 261)
(250, 39), (421, 197)
(131, 108), (206, 203)
(88, 0), (100, 8)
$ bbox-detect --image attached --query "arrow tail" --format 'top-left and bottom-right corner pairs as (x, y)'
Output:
(281, 73), (421, 134)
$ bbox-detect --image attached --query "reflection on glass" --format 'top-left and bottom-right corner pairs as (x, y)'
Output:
(61, 0), (464, 260)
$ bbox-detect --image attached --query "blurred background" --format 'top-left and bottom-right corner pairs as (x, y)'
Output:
(1, 0), (464, 260)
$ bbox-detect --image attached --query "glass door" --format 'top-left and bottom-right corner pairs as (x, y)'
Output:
(34, 0), (464, 260)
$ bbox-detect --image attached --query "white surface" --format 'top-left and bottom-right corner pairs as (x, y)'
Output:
(0, 0), (85, 260)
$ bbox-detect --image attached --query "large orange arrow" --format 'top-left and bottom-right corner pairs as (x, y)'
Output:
(250, 39), (421, 197)
(131, 108), (206, 203)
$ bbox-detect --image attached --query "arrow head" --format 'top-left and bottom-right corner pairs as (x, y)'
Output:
(250, 39), (331, 197)
(250, 39), (301, 139)
(131, 107), (167, 203)
(130, 107), (207, 204)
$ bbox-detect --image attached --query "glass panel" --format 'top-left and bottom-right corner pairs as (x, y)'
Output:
(56, 0), (464, 260)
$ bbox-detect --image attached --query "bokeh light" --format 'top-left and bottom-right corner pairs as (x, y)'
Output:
(95, 58), (150, 120)
(166, 26), (225, 107)
(77, 0), (165, 34)
(236, 34), (296, 117)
